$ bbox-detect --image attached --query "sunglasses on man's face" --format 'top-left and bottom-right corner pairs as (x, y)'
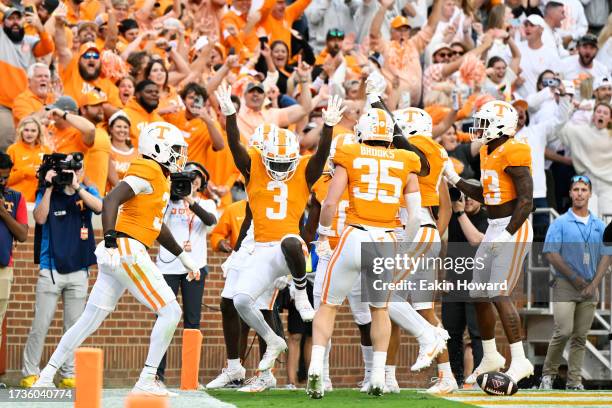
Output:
(437, 52), (453, 58)
(328, 29), (344, 38)
(571, 175), (591, 185)
(82, 52), (100, 60)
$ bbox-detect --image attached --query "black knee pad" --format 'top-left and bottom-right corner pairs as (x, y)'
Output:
(280, 236), (304, 258)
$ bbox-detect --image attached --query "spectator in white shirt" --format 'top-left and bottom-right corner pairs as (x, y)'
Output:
(517, 15), (562, 98)
(542, 1), (570, 58)
(155, 161), (217, 384)
(561, 34), (609, 86)
(570, 76), (611, 125)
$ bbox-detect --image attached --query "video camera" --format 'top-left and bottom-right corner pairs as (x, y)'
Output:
(170, 162), (210, 200)
(38, 152), (84, 188)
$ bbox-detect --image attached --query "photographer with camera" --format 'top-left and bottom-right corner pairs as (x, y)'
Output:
(155, 161), (217, 384)
(20, 153), (102, 389)
(441, 184), (486, 386)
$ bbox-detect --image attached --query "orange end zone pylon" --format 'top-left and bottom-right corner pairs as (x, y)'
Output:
(75, 347), (103, 408)
(180, 328), (203, 390)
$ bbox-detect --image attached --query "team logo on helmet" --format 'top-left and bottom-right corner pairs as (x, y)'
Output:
(394, 107), (432, 137)
(261, 128), (300, 182)
(354, 108), (394, 143)
(138, 122), (188, 172)
(469, 100), (518, 143)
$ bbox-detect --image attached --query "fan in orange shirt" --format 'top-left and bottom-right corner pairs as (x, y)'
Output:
(107, 111), (139, 192)
(220, 0), (276, 59)
(56, 42), (122, 117)
(7, 117), (51, 202)
(144, 59), (189, 123)
(259, 0), (311, 55)
(12, 63), (55, 127)
(79, 92), (112, 196)
(44, 96), (96, 154)
(210, 199), (247, 252)
(123, 80), (164, 147)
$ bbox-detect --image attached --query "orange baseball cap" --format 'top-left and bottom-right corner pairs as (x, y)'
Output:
(80, 92), (108, 107)
(79, 41), (100, 56)
(391, 16), (410, 29)
(512, 99), (529, 111)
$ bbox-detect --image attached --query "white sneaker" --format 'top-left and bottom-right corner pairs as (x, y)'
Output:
(384, 372), (400, 394)
(294, 289), (315, 322)
(411, 330), (447, 372)
(206, 366), (246, 389)
(539, 375), (553, 390)
(436, 326), (450, 341)
(237, 371), (276, 392)
(258, 336), (288, 371)
(132, 375), (178, 397)
(505, 358), (534, 384)
(285, 383), (297, 390)
(324, 377), (333, 392)
(465, 352), (506, 384)
(359, 370), (372, 393)
(368, 369), (385, 396)
(425, 372), (459, 394)
(31, 378), (55, 388)
(306, 371), (324, 399)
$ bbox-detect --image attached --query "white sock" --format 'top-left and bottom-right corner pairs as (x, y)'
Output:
(388, 301), (434, 343)
(385, 365), (396, 377)
(482, 339), (498, 357)
(323, 339), (331, 380)
(361, 345), (373, 371)
(310, 345), (326, 372)
(372, 351), (387, 372)
(509, 341), (525, 361)
(39, 365), (57, 383)
(228, 359), (242, 370)
(144, 301), (181, 369)
(438, 362), (453, 377)
(140, 365), (157, 378)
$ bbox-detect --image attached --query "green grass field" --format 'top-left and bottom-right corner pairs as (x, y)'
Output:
(208, 389), (470, 407)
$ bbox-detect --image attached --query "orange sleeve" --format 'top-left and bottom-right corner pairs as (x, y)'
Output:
(457, 94), (477, 121)
(33, 31), (55, 58)
(12, 94), (37, 127)
(504, 142), (532, 168)
(259, 0), (278, 20)
(6, 145), (25, 185)
(456, 130), (471, 143)
(210, 208), (232, 250)
(286, 0), (312, 22)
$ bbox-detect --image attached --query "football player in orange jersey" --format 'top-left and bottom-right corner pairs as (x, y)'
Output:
(208, 124), (286, 392)
(443, 100), (535, 385)
(33, 122), (201, 396)
(307, 108), (423, 398)
(386, 107), (457, 394)
(215, 84), (345, 374)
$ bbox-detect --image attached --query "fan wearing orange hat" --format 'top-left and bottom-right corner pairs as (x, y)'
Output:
(79, 92), (113, 195)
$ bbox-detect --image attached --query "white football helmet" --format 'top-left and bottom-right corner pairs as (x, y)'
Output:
(354, 108), (394, 143)
(138, 121), (188, 172)
(261, 127), (300, 182)
(326, 133), (356, 175)
(394, 107), (432, 137)
(469, 100), (518, 143)
(250, 123), (278, 149)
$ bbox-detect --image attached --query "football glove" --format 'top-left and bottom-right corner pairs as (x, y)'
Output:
(179, 252), (201, 281)
(95, 241), (121, 271)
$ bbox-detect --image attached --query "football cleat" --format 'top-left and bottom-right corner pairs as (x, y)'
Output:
(504, 358), (534, 384)
(539, 375), (553, 390)
(258, 336), (287, 371)
(132, 375), (178, 397)
(368, 369), (385, 397)
(411, 330), (447, 372)
(324, 376), (333, 392)
(205, 365), (246, 389)
(465, 352), (506, 384)
(384, 368), (400, 394)
(20, 375), (40, 388)
(293, 289), (315, 322)
(425, 371), (459, 394)
(237, 370), (276, 392)
(567, 383), (585, 391)
(306, 372), (324, 399)
(359, 369), (372, 393)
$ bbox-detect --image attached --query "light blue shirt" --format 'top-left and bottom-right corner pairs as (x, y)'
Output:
(543, 209), (612, 281)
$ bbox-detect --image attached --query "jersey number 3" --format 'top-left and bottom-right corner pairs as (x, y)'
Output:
(353, 158), (403, 204)
(266, 181), (288, 220)
(482, 169), (501, 204)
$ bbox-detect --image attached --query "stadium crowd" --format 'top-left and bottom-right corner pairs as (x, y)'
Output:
(0, 0), (611, 395)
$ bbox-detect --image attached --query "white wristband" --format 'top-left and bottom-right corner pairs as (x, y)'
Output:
(367, 94), (380, 105)
(317, 224), (335, 237)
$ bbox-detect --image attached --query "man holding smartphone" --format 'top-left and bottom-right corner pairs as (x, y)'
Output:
(166, 82), (225, 167)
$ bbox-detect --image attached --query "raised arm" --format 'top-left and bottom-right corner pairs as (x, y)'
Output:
(305, 95), (344, 188)
(370, 0), (394, 40)
(214, 85), (251, 179)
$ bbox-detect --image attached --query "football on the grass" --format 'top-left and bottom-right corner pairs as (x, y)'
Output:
(476, 371), (518, 396)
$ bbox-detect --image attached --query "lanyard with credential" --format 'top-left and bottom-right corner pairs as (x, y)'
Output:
(576, 219), (593, 266)
(183, 200), (197, 252)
